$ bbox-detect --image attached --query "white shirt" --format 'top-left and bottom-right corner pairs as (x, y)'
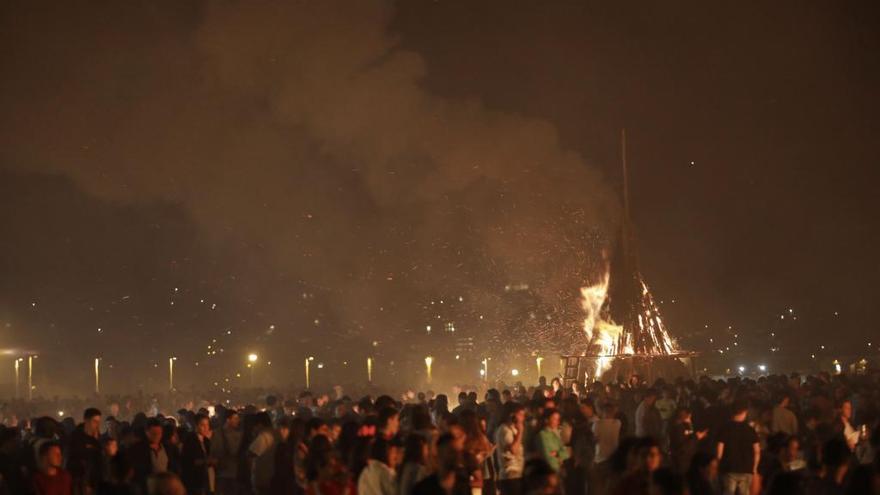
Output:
(358, 459), (398, 495)
(494, 423), (524, 480)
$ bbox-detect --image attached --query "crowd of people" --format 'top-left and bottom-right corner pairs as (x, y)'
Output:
(1, 370), (879, 495)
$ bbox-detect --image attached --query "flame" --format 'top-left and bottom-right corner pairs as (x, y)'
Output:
(580, 266), (677, 380)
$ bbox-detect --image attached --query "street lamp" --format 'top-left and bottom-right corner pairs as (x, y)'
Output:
(305, 356), (315, 389)
(425, 356), (434, 384)
(247, 353), (258, 386)
(511, 369), (519, 377)
(169, 357), (177, 391)
(94, 357), (101, 395)
(14, 358), (23, 399)
(28, 355), (36, 400)
(536, 356), (544, 381)
(481, 358), (489, 382)
(367, 357), (373, 384)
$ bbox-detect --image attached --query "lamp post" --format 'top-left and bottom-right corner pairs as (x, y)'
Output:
(367, 357), (373, 384)
(305, 356), (314, 389)
(424, 356), (433, 384)
(536, 356), (544, 381)
(248, 353), (258, 386)
(168, 357), (177, 391)
(94, 358), (101, 395)
(27, 355), (36, 400)
(481, 358), (489, 382)
(14, 358), (22, 399)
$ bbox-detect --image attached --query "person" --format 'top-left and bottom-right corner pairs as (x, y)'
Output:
(770, 394), (798, 437)
(248, 413), (277, 495)
(593, 402), (621, 465)
(411, 435), (467, 495)
(655, 388), (678, 430)
(271, 416), (307, 495)
(148, 472), (187, 495)
(536, 409), (569, 473)
(212, 410), (244, 495)
(635, 389), (662, 440)
(686, 452), (719, 495)
(451, 393), (474, 417)
(834, 399), (859, 451)
(32, 441), (73, 495)
(669, 407), (706, 475)
(716, 400), (760, 495)
(130, 418), (176, 491)
(181, 413), (215, 495)
(305, 433), (355, 495)
(495, 402), (526, 495)
(357, 437), (400, 495)
(378, 407), (401, 440)
(522, 458), (560, 495)
(804, 437), (851, 494)
(67, 407), (104, 495)
(398, 434), (430, 495)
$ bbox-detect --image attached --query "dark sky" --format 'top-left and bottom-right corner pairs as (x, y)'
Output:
(1, 1), (878, 392)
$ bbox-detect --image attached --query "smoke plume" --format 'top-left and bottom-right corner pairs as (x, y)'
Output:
(0, 0), (617, 360)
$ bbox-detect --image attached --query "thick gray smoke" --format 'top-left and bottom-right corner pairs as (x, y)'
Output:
(0, 1), (618, 357)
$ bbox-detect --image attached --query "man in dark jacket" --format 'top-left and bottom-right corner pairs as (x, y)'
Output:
(66, 407), (103, 494)
(128, 418), (179, 492)
(180, 414), (215, 494)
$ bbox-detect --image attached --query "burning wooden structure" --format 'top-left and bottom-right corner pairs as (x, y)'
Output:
(563, 130), (696, 387)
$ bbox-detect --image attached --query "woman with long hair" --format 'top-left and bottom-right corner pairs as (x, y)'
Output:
(398, 434), (430, 495)
(306, 434), (356, 495)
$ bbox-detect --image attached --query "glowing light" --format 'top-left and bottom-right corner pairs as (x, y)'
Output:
(424, 356), (433, 383)
(247, 353), (258, 363)
(511, 369), (519, 377)
(738, 365), (746, 373)
(758, 364), (767, 372)
(57, 411), (64, 417)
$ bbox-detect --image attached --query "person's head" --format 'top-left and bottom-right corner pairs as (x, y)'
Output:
(784, 436), (801, 461)
(83, 407), (102, 435)
(502, 389), (513, 403)
(467, 391), (478, 404)
(505, 402), (526, 425)
(579, 399), (596, 419)
(629, 437), (662, 473)
(307, 417), (329, 439)
(39, 441), (63, 470)
(369, 437), (402, 468)
(674, 407), (692, 423)
(457, 391), (468, 405)
(837, 399), (852, 420)
(539, 376), (547, 386)
(194, 414), (210, 438)
(378, 406), (400, 437)
(777, 393), (791, 408)
(103, 437), (119, 457)
(523, 458), (559, 495)
(225, 410), (240, 429)
(446, 424), (466, 452)
(402, 433), (429, 466)
(148, 472), (186, 495)
(145, 418), (164, 445)
(731, 400), (749, 422)
(542, 408), (561, 430)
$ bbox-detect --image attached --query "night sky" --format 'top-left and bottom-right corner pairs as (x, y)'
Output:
(1, 1), (878, 392)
